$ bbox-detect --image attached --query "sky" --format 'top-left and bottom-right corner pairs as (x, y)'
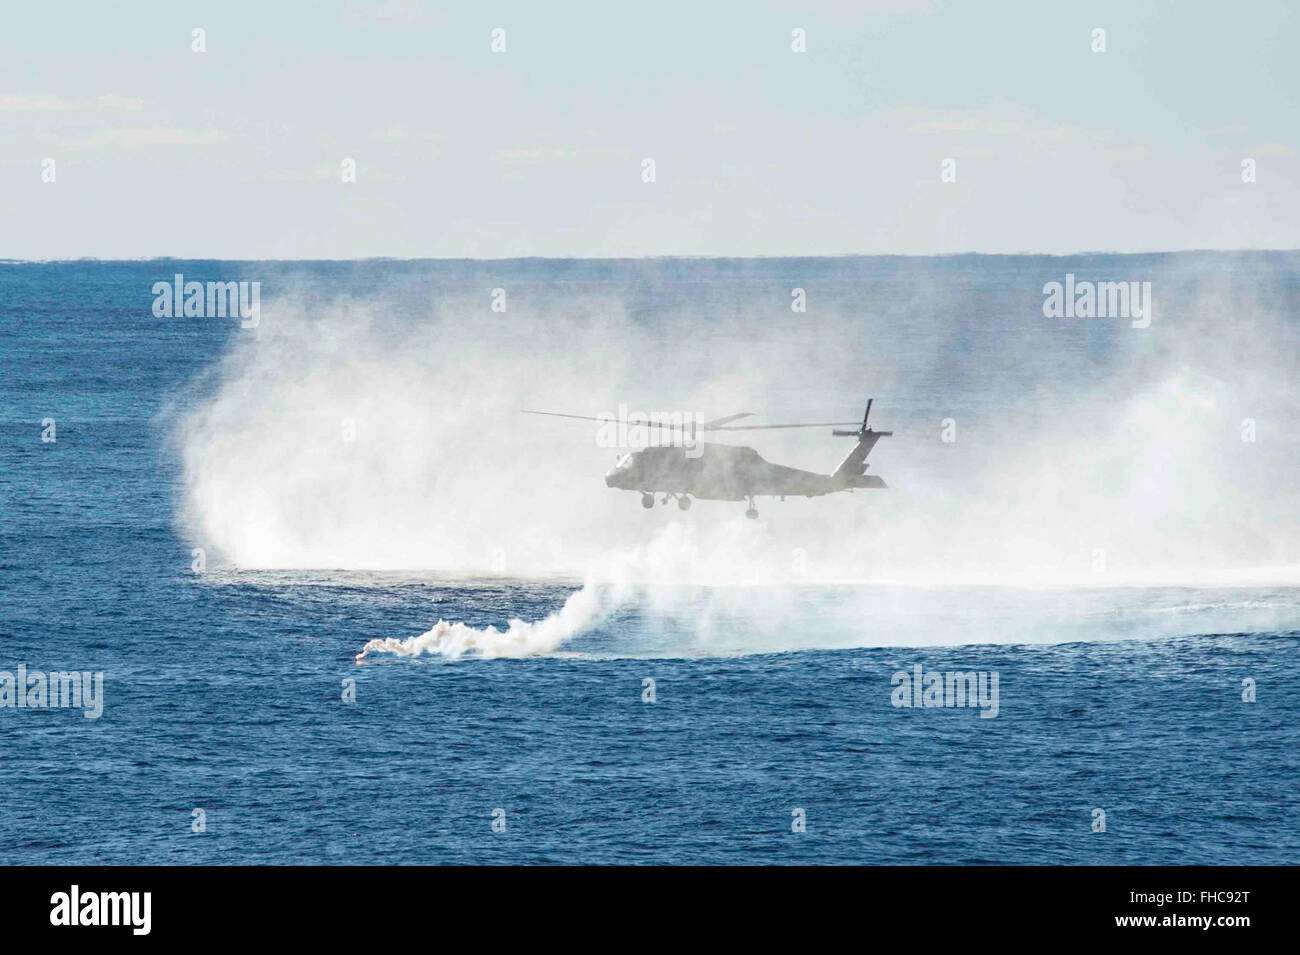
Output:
(0, 0), (1296, 259)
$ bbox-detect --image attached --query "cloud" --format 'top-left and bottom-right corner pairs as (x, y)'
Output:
(897, 106), (1127, 149)
(1, 92), (146, 113)
(62, 127), (225, 150)
(1246, 142), (1297, 158)
(343, 0), (443, 23)
(493, 145), (632, 162)
(96, 93), (146, 111)
(0, 93), (73, 111)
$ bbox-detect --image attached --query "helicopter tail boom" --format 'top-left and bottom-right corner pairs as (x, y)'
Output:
(830, 399), (891, 489)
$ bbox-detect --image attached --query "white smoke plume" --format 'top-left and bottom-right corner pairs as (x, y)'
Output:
(354, 575), (607, 661)
(351, 520), (774, 661)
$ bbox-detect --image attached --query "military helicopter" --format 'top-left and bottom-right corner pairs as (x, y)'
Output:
(524, 399), (891, 519)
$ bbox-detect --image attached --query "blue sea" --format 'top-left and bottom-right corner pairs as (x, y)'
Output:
(2, 254), (1299, 864)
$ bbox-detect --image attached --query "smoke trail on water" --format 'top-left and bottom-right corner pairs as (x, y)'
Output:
(352, 521), (774, 661)
(355, 575), (607, 662)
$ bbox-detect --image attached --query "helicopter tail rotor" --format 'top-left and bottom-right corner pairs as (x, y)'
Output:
(832, 398), (889, 438)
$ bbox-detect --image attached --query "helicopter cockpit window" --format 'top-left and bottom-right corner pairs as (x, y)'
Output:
(615, 453), (633, 469)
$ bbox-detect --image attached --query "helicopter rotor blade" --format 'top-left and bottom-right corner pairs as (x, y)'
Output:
(520, 410), (610, 424)
(522, 409), (866, 433)
(701, 412), (755, 430)
(522, 409), (705, 435)
(713, 421), (861, 431)
(524, 409), (751, 433)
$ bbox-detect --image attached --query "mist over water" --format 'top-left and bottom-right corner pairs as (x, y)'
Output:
(169, 255), (1300, 658)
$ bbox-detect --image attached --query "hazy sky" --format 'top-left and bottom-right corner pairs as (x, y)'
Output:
(1, 0), (1296, 259)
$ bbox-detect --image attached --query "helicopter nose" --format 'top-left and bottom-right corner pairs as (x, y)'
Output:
(604, 473), (616, 488)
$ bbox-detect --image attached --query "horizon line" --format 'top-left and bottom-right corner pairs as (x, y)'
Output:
(4, 246), (1299, 265)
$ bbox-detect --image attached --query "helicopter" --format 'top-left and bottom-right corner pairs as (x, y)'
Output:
(523, 399), (891, 519)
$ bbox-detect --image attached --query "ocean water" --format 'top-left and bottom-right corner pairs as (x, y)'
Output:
(2, 255), (1298, 864)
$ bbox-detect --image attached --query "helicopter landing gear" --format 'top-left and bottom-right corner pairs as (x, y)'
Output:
(745, 495), (758, 520)
(677, 495), (692, 511)
(641, 492), (654, 509)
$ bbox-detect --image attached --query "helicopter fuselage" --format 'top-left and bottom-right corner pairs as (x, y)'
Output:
(528, 398), (890, 518)
(604, 440), (884, 501)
